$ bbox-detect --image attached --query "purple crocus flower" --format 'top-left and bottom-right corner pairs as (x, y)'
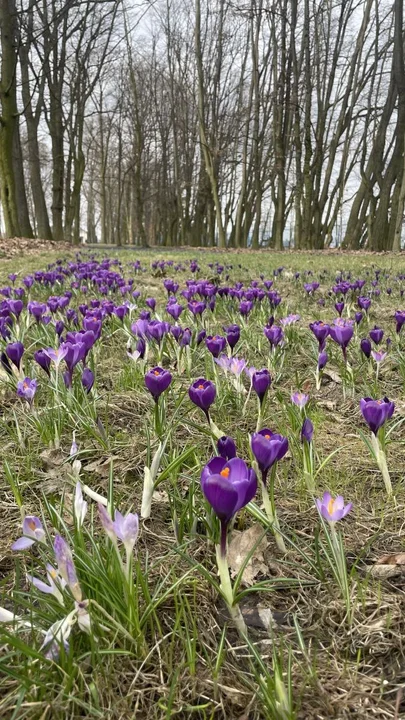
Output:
(145, 366), (172, 400)
(34, 349), (51, 376)
(28, 301), (47, 322)
(11, 516), (45, 551)
(358, 296), (371, 312)
(369, 326), (384, 345)
(0, 352), (13, 376)
(44, 346), (68, 369)
(147, 320), (170, 345)
(316, 492), (352, 523)
(217, 436), (237, 460)
(180, 328), (192, 347)
(188, 300), (206, 317)
(355, 312), (363, 325)
(394, 310), (405, 334)
(291, 392), (309, 408)
(53, 535), (82, 601)
(111, 509), (139, 554)
(224, 324), (240, 350)
(17, 377), (37, 403)
(252, 369), (271, 405)
(360, 397), (395, 435)
(251, 429), (288, 482)
(81, 368), (95, 393)
(131, 318), (149, 338)
(360, 338), (372, 359)
(371, 350), (387, 363)
(301, 418), (314, 443)
(188, 379), (216, 418)
(318, 351), (328, 370)
(166, 302), (184, 321)
(9, 299), (23, 318)
(6, 342), (24, 370)
(239, 300), (253, 316)
(55, 320), (65, 336)
(114, 305), (129, 321)
(264, 325), (284, 348)
(227, 357), (246, 377)
(206, 335), (227, 358)
(146, 298), (156, 310)
(329, 319), (354, 360)
(196, 329), (206, 345)
(201, 457), (257, 551)
(335, 301), (344, 316)
(280, 314), (300, 327)
(309, 320), (329, 350)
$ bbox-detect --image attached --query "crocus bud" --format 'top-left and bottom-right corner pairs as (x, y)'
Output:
(251, 429), (288, 481)
(81, 368), (94, 393)
(252, 369), (271, 405)
(53, 535), (82, 602)
(224, 324), (240, 350)
(6, 341), (24, 370)
(318, 351), (328, 370)
(205, 335), (227, 358)
(360, 338), (371, 359)
(301, 418), (314, 443)
(0, 351), (13, 376)
(217, 436), (237, 460)
(369, 326), (384, 345)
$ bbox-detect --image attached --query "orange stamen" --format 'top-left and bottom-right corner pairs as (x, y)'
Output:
(220, 467), (230, 478)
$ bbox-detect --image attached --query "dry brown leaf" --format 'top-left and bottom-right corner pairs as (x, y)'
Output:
(40, 448), (64, 469)
(318, 400), (337, 411)
(323, 369), (342, 384)
(370, 553), (405, 578)
(376, 553), (405, 565)
(84, 456), (120, 477)
(228, 524), (269, 586)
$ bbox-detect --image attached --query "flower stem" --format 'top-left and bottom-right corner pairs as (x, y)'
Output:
(371, 432), (392, 496)
(261, 470), (286, 553)
(215, 522), (247, 636)
(255, 397), (262, 433)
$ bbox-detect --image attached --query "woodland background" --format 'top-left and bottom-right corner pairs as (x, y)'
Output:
(0, 0), (405, 251)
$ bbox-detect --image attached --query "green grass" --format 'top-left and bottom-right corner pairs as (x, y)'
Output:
(0, 248), (405, 719)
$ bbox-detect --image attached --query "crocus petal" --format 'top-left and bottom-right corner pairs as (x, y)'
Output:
(202, 475), (239, 522)
(201, 456), (226, 487)
(342, 502), (353, 518)
(11, 536), (35, 551)
(28, 576), (54, 594)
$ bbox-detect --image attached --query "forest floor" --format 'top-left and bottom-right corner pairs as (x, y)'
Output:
(1, 247), (405, 719)
(0, 237), (72, 261)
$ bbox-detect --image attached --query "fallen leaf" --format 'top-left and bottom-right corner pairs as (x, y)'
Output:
(242, 605), (289, 630)
(84, 456), (120, 477)
(370, 553), (405, 578)
(323, 369), (342, 384)
(228, 524), (269, 586)
(318, 400), (337, 411)
(40, 448), (64, 469)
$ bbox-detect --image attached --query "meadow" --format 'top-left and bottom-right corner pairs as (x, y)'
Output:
(0, 248), (405, 720)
